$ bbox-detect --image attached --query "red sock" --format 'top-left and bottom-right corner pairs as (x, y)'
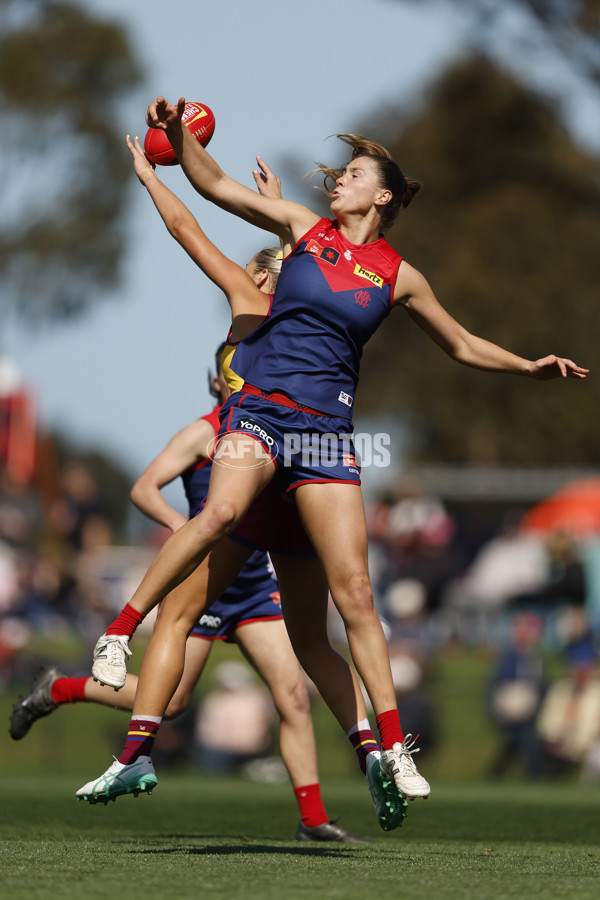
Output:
(118, 716), (161, 765)
(50, 677), (88, 705)
(294, 783), (329, 828)
(106, 603), (145, 639)
(376, 710), (404, 750)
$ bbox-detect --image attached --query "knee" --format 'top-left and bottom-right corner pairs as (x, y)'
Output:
(201, 499), (239, 540)
(332, 569), (375, 615)
(333, 571), (375, 623)
(155, 604), (198, 637)
(273, 674), (311, 721)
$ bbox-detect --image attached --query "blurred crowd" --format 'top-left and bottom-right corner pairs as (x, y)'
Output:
(0, 463), (154, 689)
(2, 461), (600, 783)
(364, 477), (600, 783)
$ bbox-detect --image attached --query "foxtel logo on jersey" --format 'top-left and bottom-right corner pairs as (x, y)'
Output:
(338, 391), (353, 407)
(354, 263), (383, 288)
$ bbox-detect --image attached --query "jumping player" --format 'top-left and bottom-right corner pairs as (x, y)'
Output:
(71, 138), (407, 832)
(79, 102), (588, 810)
(10, 344), (372, 843)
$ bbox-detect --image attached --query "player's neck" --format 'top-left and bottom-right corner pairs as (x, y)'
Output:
(336, 212), (381, 246)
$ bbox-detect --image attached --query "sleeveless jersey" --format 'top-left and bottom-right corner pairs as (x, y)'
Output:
(231, 218), (402, 417)
(180, 404), (272, 593)
(222, 295), (274, 396)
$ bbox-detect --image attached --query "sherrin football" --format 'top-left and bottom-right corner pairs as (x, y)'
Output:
(143, 101), (215, 166)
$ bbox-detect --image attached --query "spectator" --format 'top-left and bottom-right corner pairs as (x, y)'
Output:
(194, 661), (277, 775)
(487, 612), (546, 779)
(536, 638), (600, 777)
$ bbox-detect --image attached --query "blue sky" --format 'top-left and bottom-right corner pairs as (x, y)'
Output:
(3, 0), (597, 507)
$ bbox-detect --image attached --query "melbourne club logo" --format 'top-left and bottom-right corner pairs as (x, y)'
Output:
(355, 290), (371, 308)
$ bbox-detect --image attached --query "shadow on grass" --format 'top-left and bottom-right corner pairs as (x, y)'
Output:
(128, 842), (371, 858)
(120, 835), (406, 858)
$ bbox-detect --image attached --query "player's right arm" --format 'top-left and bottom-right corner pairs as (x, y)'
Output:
(146, 96), (319, 244)
(126, 134), (269, 323)
(130, 418), (216, 532)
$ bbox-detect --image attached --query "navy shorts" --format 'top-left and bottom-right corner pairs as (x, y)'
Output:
(191, 586), (282, 643)
(229, 474), (315, 558)
(218, 390), (362, 492)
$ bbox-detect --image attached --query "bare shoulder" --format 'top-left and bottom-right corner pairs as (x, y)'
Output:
(289, 204), (322, 242)
(393, 260), (431, 307)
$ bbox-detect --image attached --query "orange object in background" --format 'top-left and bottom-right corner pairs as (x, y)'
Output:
(521, 478), (600, 537)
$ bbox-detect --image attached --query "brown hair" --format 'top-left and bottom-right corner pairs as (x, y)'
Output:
(313, 134), (420, 231)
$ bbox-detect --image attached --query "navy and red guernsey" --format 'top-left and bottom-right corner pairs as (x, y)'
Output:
(231, 217), (403, 418)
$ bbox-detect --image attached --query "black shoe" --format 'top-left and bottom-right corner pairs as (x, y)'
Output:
(9, 666), (65, 740)
(295, 819), (371, 843)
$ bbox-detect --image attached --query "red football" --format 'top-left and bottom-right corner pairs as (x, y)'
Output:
(143, 102), (215, 167)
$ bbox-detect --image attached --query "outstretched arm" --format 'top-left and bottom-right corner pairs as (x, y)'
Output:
(146, 96), (319, 243)
(126, 134), (267, 320)
(395, 262), (589, 380)
(130, 419), (216, 532)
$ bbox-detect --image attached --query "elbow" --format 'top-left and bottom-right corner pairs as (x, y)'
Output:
(450, 333), (476, 366)
(130, 482), (143, 508)
(168, 212), (189, 243)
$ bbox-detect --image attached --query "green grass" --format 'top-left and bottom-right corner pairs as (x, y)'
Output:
(1, 775), (598, 900)
(2, 644), (591, 898)
(2, 644), (528, 780)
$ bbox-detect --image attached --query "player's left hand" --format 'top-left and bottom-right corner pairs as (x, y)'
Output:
(252, 156), (282, 200)
(529, 355), (589, 380)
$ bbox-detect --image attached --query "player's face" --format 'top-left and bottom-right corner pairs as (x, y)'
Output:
(330, 157), (383, 218)
(246, 256), (271, 292)
(246, 258), (261, 282)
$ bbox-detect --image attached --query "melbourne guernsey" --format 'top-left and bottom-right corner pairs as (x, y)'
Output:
(231, 218), (402, 418)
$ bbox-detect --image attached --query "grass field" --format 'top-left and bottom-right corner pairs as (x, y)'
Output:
(2, 644), (595, 898)
(1, 774), (599, 900)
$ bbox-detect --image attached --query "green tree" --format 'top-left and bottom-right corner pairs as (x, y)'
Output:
(392, 0), (600, 86)
(0, 0), (143, 327)
(355, 57), (600, 466)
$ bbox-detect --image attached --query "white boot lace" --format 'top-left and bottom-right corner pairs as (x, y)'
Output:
(107, 636), (132, 665)
(395, 733), (420, 777)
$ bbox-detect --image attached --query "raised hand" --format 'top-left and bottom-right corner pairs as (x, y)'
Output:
(146, 96), (186, 130)
(252, 156), (282, 200)
(125, 134), (155, 180)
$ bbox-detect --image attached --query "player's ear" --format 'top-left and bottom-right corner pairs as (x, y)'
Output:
(254, 268), (270, 289)
(375, 188), (392, 208)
